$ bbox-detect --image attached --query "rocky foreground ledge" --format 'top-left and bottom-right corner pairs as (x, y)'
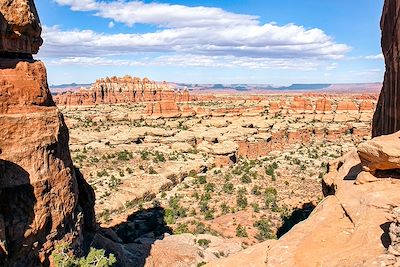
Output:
(207, 0), (400, 265)
(207, 131), (400, 267)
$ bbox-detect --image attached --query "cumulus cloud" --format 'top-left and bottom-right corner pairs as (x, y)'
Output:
(43, 0), (351, 70)
(41, 24), (349, 59)
(54, 0), (258, 28)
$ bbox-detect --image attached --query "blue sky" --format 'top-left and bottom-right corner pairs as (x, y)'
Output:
(36, 0), (385, 85)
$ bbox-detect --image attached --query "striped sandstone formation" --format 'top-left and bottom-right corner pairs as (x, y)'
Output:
(54, 76), (191, 106)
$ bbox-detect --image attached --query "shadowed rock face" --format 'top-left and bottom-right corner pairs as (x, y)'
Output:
(0, 0), (95, 265)
(372, 0), (400, 137)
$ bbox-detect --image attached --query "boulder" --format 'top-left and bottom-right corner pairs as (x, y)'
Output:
(0, 0), (42, 55)
(358, 131), (400, 171)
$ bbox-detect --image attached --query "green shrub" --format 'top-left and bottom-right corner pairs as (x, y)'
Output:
(264, 187), (278, 209)
(109, 176), (122, 190)
(197, 239), (211, 248)
(236, 189), (248, 209)
(220, 202), (230, 215)
(251, 185), (261, 195)
(154, 151), (166, 163)
(148, 167), (157, 174)
(236, 224), (248, 237)
(253, 218), (275, 241)
(97, 170), (109, 178)
(140, 151), (150, 160)
(197, 175), (207, 184)
(174, 223), (189, 234)
(204, 210), (214, 220)
(117, 150), (132, 161)
(223, 182), (234, 194)
(251, 203), (260, 213)
(240, 174), (252, 184)
(51, 243), (116, 267)
(204, 183), (215, 193)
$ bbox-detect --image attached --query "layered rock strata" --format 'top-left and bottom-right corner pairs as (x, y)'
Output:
(144, 98), (375, 119)
(0, 0), (95, 265)
(372, 0), (400, 137)
(54, 76), (192, 106)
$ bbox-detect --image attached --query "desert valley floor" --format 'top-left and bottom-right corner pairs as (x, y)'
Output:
(55, 92), (377, 262)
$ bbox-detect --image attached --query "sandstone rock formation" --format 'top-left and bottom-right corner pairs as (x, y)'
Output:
(0, 1), (95, 265)
(54, 76), (193, 106)
(208, 148), (400, 267)
(372, 0), (400, 137)
(0, 0), (43, 55)
(358, 131), (400, 171)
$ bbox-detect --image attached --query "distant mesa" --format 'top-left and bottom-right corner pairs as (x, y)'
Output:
(54, 75), (193, 106)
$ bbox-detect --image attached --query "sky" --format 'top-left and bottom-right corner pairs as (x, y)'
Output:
(35, 0), (385, 86)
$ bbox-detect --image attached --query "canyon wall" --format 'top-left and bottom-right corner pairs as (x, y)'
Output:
(372, 0), (400, 137)
(145, 96), (376, 118)
(0, 0), (95, 265)
(54, 76), (192, 106)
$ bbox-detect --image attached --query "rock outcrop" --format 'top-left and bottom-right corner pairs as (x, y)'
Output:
(372, 0), (400, 137)
(54, 76), (193, 106)
(208, 145), (400, 267)
(0, 0), (42, 56)
(0, 0), (95, 265)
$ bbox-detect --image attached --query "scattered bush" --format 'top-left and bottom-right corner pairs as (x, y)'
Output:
(51, 243), (116, 267)
(236, 224), (248, 237)
(253, 218), (275, 241)
(197, 239), (211, 248)
(223, 182), (234, 194)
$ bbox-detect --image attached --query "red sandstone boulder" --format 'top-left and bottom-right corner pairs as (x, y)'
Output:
(336, 100), (358, 112)
(0, 0), (42, 55)
(316, 98), (333, 113)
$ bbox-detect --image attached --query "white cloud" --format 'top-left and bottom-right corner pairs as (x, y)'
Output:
(54, 0), (258, 28)
(365, 53), (384, 60)
(46, 55), (321, 70)
(41, 24), (349, 59)
(44, 0), (351, 70)
(108, 21), (115, 28)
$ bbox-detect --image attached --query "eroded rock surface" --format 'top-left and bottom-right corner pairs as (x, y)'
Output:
(372, 0), (400, 137)
(0, 1), (95, 265)
(54, 76), (193, 106)
(0, 0), (42, 55)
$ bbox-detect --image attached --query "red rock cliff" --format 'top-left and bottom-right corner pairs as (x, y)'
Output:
(54, 76), (192, 106)
(372, 0), (400, 137)
(0, 0), (95, 265)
